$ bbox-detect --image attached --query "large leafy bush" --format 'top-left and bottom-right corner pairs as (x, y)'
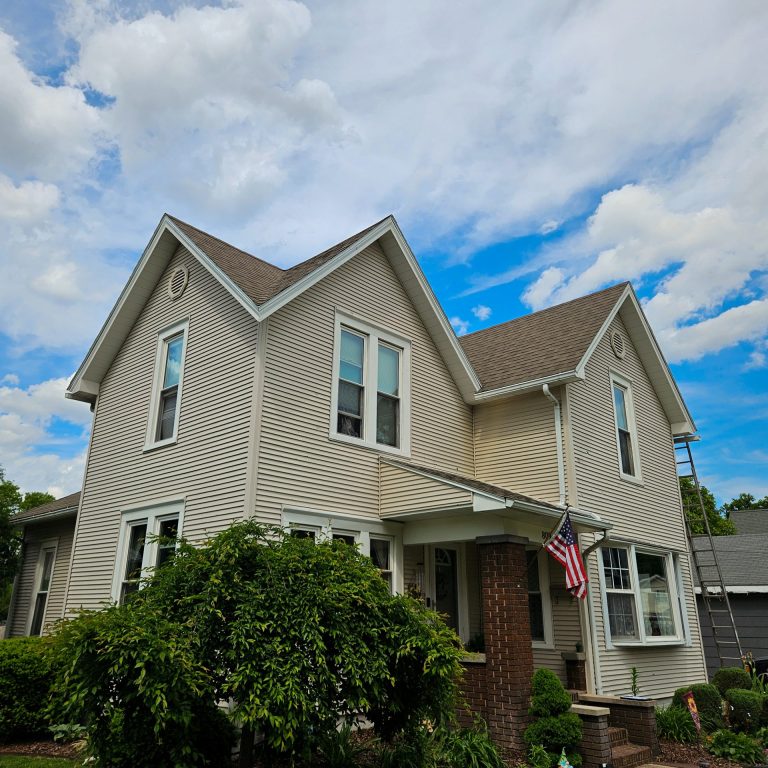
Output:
(51, 521), (464, 765)
(712, 667), (753, 696)
(0, 637), (54, 742)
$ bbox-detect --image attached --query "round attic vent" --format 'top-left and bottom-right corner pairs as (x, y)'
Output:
(168, 266), (189, 300)
(610, 330), (626, 359)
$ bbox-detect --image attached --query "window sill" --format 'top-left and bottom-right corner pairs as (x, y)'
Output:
(610, 638), (684, 648)
(532, 640), (555, 651)
(618, 472), (644, 487)
(328, 431), (410, 458)
(143, 436), (178, 453)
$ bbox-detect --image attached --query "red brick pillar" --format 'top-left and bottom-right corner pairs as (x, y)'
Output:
(477, 535), (534, 751)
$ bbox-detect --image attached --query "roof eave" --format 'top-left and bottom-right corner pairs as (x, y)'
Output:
(470, 370), (584, 403)
(13, 506), (79, 526)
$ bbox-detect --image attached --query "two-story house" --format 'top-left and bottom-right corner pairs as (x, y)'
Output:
(6, 214), (708, 749)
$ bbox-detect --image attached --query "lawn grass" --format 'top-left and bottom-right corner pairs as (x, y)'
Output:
(0, 757), (79, 767)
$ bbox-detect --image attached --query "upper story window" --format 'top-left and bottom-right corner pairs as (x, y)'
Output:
(600, 544), (683, 646)
(112, 502), (183, 603)
(145, 320), (188, 450)
(331, 312), (411, 455)
(610, 373), (641, 482)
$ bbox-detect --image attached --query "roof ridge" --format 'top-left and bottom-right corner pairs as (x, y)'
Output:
(462, 281), (629, 340)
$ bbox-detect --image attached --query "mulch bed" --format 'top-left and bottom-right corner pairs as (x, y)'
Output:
(0, 740), (83, 759)
(659, 738), (744, 768)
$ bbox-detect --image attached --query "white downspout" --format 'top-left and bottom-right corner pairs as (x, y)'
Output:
(542, 384), (566, 507)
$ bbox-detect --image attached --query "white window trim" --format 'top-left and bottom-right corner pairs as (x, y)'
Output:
(144, 319), (189, 451)
(609, 371), (643, 484)
(329, 309), (412, 457)
(282, 507), (403, 594)
(527, 548), (555, 650)
(599, 542), (684, 648)
(111, 499), (185, 602)
(26, 538), (58, 636)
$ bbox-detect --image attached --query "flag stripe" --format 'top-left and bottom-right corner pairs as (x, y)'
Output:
(544, 511), (588, 600)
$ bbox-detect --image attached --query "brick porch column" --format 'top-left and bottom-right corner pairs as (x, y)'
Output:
(477, 535), (534, 751)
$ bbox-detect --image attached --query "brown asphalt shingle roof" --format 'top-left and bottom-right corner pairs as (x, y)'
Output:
(12, 491), (80, 524)
(169, 215), (388, 306)
(459, 282), (629, 391)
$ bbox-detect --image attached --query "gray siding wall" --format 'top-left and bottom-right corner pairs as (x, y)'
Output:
(474, 391), (562, 505)
(65, 246), (258, 612)
(9, 518), (75, 636)
(698, 594), (768, 678)
(568, 314), (706, 698)
(253, 243), (475, 525)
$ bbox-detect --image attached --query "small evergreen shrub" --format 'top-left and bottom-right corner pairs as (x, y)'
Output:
(726, 688), (764, 733)
(655, 706), (697, 743)
(707, 729), (765, 764)
(0, 636), (54, 743)
(524, 669), (582, 767)
(672, 683), (724, 730)
(712, 666), (753, 696)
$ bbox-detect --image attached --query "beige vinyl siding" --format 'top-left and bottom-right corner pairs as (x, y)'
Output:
(65, 246), (257, 612)
(9, 518), (75, 636)
(380, 463), (472, 517)
(568, 314), (706, 698)
(254, 242), (474, 526)
(532, 557), (583, 685)
(474, 391), (562, 505)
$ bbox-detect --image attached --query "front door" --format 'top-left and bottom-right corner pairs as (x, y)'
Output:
(425, 544), (467, 639)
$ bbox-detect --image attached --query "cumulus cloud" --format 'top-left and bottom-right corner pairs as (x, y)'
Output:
(471, 304), (492, 321)
(450, 316), (470, 336)
(0, 376), (91, 494)
(0, 174), (60, 220)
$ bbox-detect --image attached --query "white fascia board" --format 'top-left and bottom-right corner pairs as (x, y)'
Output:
(471, 370), (583, 403)
(574, 285), (695, 435)
(508, 498), (613, 532)
(67, 216), (261, 402)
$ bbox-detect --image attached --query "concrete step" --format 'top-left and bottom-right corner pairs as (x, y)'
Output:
(611, 742), (654, 768)
(608, 726), (628, 746)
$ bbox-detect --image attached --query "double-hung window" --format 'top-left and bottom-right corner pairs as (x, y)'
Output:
(332, 312), (411, 454)
(284, 509), (399, 594)
(610, 373), (641, 481)
(28, 540), (57, 636)
(146, 320), (188, 450)
(600, 545), (683, 645)
(526, 549), (553, 647)
(113, 502), (183, 603)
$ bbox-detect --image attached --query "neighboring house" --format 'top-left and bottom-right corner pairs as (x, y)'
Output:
(694, 509), (768, 677)
(6, 214), (708, 750)
(5, 492), (80, 638)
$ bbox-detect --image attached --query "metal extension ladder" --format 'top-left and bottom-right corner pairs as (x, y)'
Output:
(674, 435), (743, 668)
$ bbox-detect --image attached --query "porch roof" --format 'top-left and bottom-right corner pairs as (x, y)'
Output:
(380, 458), (611, 533)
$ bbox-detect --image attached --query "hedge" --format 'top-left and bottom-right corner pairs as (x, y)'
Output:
(712, 667), (752, 696)
(672, 683), (724, 731)
(725, 688), (764, 733)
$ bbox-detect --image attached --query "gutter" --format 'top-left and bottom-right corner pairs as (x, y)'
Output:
(542, 384), (566, 507)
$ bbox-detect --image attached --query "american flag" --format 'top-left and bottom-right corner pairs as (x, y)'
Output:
(545, 511), (588, 600)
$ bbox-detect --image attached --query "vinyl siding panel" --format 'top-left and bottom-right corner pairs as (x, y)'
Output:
(9, 518), (75, 636)
(380, 463), (472, 517)
(568, 315), (706, 698)
(254, 243), (474, 526)
(65, 246), (257, 612)
(474, 391), (561, 505)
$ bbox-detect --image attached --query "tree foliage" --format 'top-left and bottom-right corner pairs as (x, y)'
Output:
(722, 493), (768, 513)
(50, 521), (464, 766)
(679, 477), (736, 536)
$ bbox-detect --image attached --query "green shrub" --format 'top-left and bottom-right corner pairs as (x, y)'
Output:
(440, 722), (505, 768)
(707, 729), (764, 764)
(712, 666), (753, 696)
(756, 726), (768, 748)
(655, 706), (697, 743)
(316, 724), (370, 768)
(529, 668), (572, 717)
(528, 744), (552, 768)
(0, 636), (54, 743)
(726, 688), (764, 733)
(672, 683), (724, 730)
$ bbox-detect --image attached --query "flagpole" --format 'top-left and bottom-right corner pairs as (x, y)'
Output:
(522, 504), (571, 579)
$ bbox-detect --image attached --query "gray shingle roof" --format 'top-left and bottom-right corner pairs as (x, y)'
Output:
(11, 491), (80, 525)
(692, 533), (768, 588)
(458, 282), (628, 391)
(169, 215), (388, 307)
(730, 509), (768, 536)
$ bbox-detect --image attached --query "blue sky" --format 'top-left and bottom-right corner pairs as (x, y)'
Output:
(0, 0), (766, 504)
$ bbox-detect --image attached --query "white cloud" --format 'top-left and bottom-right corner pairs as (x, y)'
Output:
(0, 376), (91, 494)
(1, 374), (20, 385)
(450, 316), (470, 336)
(471, 304), (492, 321)
(0, 174), (60, 220)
